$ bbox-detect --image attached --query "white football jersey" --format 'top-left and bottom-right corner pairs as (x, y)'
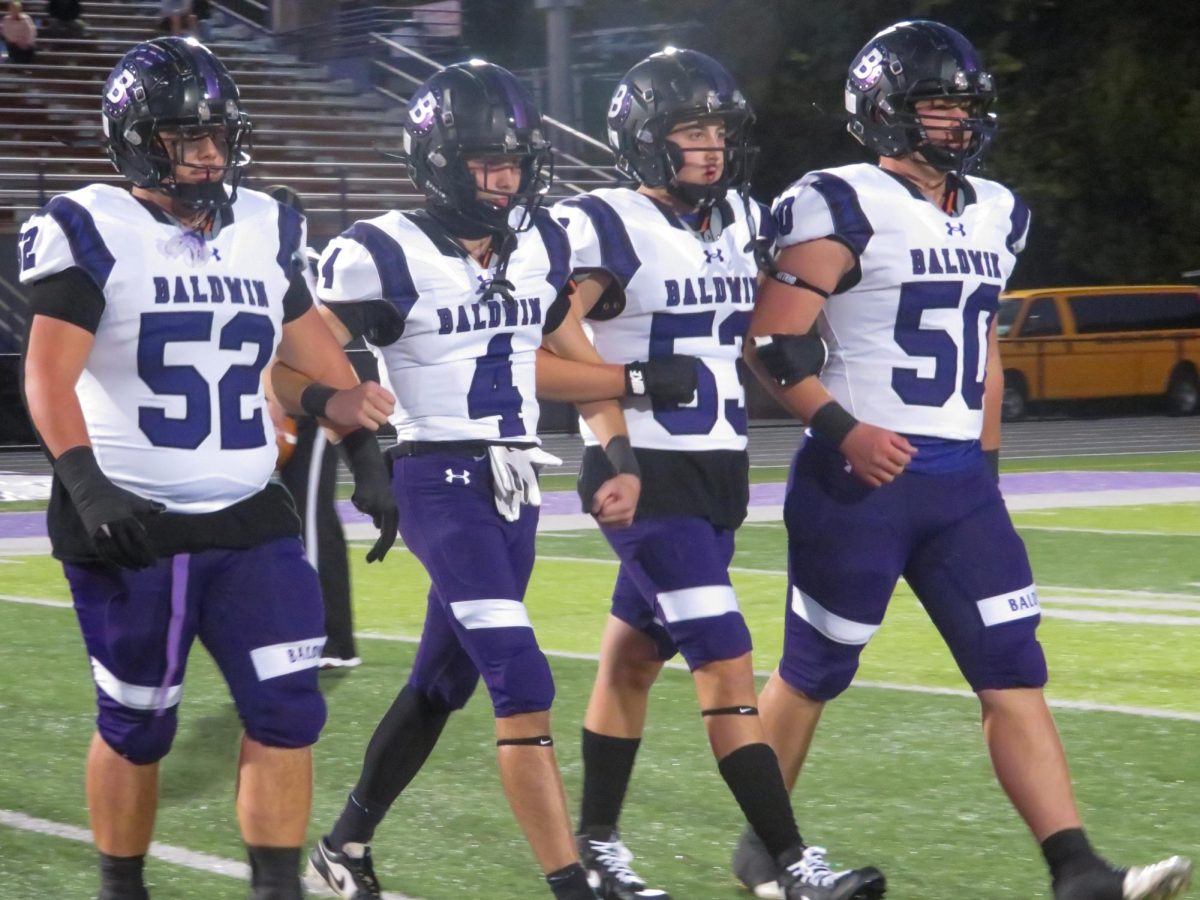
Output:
(773, 163), (1030, 441)
(317, 208), (573, 443)
(552, 188), (769, 452)
(19, 184), (304, 513)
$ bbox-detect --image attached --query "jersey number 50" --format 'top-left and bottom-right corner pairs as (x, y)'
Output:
(137, 311), (274, 449)
(892, 281), (999, 410)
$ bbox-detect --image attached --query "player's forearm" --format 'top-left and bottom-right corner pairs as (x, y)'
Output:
(576, 398), (628, 447)
(743, 346), (834, 425)
(23, 374), (90, 458)
(535, 348), (625, 402)
(981, 328), (1003, 452)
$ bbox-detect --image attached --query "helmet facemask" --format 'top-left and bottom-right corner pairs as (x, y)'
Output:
(886, 77), (996, 175)
(655, 108), (757, 211)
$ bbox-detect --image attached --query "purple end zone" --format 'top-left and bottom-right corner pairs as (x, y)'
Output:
(3, 470), (1200, 539)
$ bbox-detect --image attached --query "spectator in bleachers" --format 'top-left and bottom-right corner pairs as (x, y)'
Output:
(45, 0), (85, 37)
(192, 0), (211, 42)
(158, 0), (191, 36)
(2, 1), (37, 63)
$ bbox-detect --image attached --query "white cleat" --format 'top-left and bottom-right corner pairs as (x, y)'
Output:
(1124, 855), (1193, 900)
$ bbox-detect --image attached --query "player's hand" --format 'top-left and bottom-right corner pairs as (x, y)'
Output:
(324, 382), (395, 432)
(339, 429), (399, 562)
(624, 356), (699, 403)
(53, 447), (165, 569)
(840, 423), (916, 487)
(590, 473), (640, 528)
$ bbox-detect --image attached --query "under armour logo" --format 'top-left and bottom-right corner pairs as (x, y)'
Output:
(703, 248), (726, 264)
(210, 248), (221, 261)
(946, 222), (966, 237)
(475, 273), (488, 294)
(445, 469), (470, 484)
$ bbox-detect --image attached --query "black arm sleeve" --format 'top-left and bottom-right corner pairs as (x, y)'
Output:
(26, 267), (106, 333)
(325, 299), (406, 346)
(542, 284), (571, 335)
(282, 270), (314, 323)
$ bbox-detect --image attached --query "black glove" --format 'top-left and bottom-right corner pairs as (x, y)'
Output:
(624, 356), (699, 403)
(340, 428), (398, 563)
(984, 448), (1000, 484)
(53, 446), (164, 569)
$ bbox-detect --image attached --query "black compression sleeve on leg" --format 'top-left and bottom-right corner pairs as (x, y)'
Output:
(717, 743), (803, 860)
(579, 728), (642, 834)
(98, 853), (147, 900)
(329, 685), (451, 848)
(247, 846), (303, 900)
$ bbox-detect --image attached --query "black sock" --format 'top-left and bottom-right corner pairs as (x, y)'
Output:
(329, 685), (451, 849)
(578, 728), (641, 835)
(546, 862), (595, 900)
(717, 743), (803, 860)
(246, 846), (302, 899)
(98, 853), (147, 900)
(1042, 828), (1108, 884)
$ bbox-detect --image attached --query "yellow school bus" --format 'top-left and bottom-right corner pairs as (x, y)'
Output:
(997, 285), (1200, 419)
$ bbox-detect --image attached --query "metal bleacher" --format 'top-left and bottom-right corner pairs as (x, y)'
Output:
(1, 0), (621, 241)
(0, 0), (622, 355)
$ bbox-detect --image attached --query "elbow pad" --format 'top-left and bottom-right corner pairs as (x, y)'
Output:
(752, 332), (828, 386)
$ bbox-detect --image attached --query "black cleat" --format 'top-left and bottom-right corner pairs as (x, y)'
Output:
(577, 830), (671, 900)
(1055, 855), (1192, 900)
(306, 836), (382, 899)
(778, 846), (887, 900)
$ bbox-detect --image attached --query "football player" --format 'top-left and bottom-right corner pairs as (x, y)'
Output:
(286, 61), (673, 900)
(18, 37), (398, 900)
(551, 49), (886, 900)
(735, 20), (1193, 900)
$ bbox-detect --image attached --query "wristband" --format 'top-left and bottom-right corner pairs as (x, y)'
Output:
(984, 448), (1000, 482)
(300, 383), (338, 419)
(809, 401), (859, 448)
(604, 435), (640, 478)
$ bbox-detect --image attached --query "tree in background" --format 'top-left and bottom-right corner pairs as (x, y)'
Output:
(464, 0), (1200, 287)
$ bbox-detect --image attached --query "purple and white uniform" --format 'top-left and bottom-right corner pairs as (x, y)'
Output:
(552, 188), (773, 669)
(317, 207), (573, 716)
(771, 163), (1045, 698)
(18, 185), (326, 762)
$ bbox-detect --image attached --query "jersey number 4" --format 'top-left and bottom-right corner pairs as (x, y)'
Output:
(467, 332), (526, 438)
(137, 311), (274, 449)
(892, 282), (999, 410)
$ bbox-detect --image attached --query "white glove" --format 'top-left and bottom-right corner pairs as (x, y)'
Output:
(488, 446), (552, 522)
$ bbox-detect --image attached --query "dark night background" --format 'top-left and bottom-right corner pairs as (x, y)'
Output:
(460, 0), (1200, 290)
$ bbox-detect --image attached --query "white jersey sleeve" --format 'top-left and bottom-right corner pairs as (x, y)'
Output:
(316, 227), (390, 305)
(772, 171), (875, 258)
(19, 194), (116, 287)
(550, 195), (643, 288)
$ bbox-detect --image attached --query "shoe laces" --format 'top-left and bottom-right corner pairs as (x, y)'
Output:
(337, 844), (381, 894)
(785, 846), (838, 889)
(587, 836), (645, 887)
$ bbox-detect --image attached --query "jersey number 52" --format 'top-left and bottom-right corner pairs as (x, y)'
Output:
(137, 311), (274, 449)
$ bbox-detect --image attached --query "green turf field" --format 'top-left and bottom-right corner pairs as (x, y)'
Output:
(1, 461), (1198, 899)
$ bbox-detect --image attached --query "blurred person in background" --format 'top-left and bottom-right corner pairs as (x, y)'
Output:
(265, 183), (363, 671)
(3, 1), (37, 63)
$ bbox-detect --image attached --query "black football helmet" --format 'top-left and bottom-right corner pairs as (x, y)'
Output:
(607, 48), (756, 210)
(402, 60), (552, 239)
(845, 20), (996, 174)
(101, 37), (251, 211)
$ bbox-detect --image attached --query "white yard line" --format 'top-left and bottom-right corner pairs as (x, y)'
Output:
(0, 810), (416, 899)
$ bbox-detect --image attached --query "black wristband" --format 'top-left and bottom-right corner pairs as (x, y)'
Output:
(984, 448), (1000, 482)
(809, 401), (859, 448)
(623, 362), (647, 397)
(299, 383), (338, 419)
(604, 435), (640, 478)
